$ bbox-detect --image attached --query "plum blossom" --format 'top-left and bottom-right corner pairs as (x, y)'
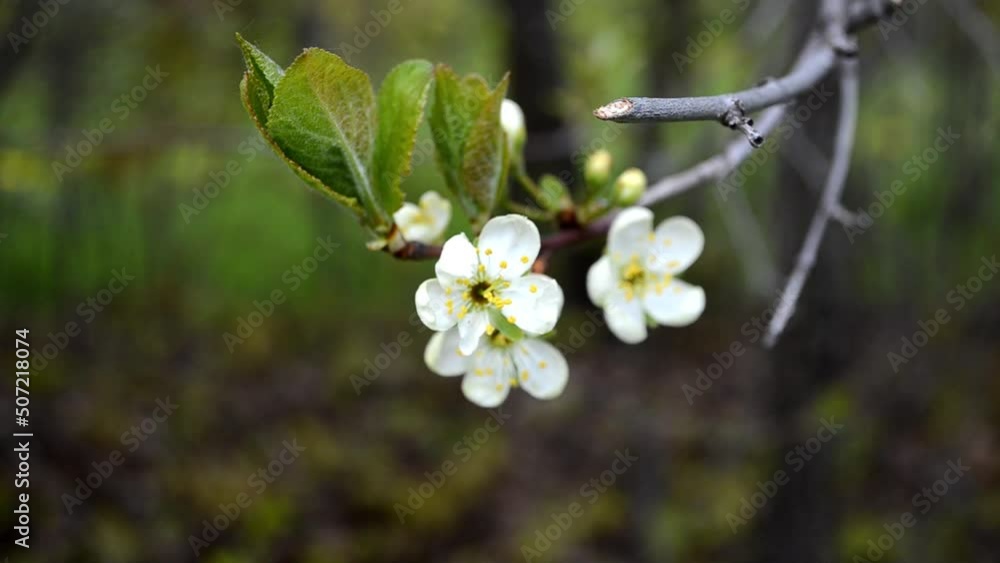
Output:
(424, 327), (568, 407)
(415, 214), (564, 354)
(587, 207), (706, 344)
(393, 190), (452, 244)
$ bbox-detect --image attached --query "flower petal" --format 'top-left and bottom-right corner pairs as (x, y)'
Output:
(512, 338), (569, 400)
(393, 202), (424, 237)
(419, 191), (452, 240)
(501, 274), (563, 335)
(603, 289), (648, 344)
(436, 233), (479, 284)
(461, 347), (512, 407)
(608, 207), (653, 268)
(457, 309), (489, 355)
(476, 214), (540, 279)
(643, 278), (706, 327)
(586, 255), (616, 307)
(424, 328), (468, 377)
(415, 279), (457, 331)
(647, 216), (704, 274)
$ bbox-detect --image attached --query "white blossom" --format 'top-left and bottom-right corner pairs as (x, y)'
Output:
(393, 191), (452, 244)
(415, 214), (564, 354)
(587, 207), (706, 344)
(425, 327), (568, 407)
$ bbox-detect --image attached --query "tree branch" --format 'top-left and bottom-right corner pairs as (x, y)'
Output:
(763, 57), (860, 348)
(592, 1), (890, 142)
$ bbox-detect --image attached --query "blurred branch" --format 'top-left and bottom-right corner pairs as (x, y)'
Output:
(822, 0), (859, 55)
(592, 0), (891, 145)
(764, 57), (860, 348)
(939, 0), (1000, 76)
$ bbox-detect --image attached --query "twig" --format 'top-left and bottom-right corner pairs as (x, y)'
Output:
(592, 1), (888, 142)
(822, 0), (858, 56)
(539, 105), (789, 252)
(763, 57), (860, 348)
(640, 106), (788, 204)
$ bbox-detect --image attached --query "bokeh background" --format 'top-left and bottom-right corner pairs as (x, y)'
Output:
(2, 0), (999, 561)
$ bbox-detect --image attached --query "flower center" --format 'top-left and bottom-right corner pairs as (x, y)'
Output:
(469, 281), (493, 305)
(489, 331), (512, 348)
(619, 256), (671, 301)
(623, 261), (645, 284)
(458, 274), (511, 312)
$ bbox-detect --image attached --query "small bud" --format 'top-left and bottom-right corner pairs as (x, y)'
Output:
(585, 150), (613, 189)
(500, 99), (526, 154)
(613, 168), (647, 205)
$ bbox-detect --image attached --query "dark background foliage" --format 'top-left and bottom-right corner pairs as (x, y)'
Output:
(1, 0), (998, 562)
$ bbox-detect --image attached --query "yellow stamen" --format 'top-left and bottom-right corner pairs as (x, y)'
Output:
(529, 285), (538, 293)
(520, 255), (529, 264)
(500, 261), (508, 269)
(478, 264), (485, 273)
(538, 361), (547, 369)
(485, 248), (493, 256)
(520, 370), (529, 381)
(668, 260), (680, 269)
(485, 324), (495, 335)
(507, 316), (516, 323)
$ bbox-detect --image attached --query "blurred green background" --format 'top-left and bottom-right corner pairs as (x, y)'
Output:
(1, 0), (999, 562)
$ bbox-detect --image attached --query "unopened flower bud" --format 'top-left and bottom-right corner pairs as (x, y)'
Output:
(500, 99), (526, 154)
(584, 149), (612, 188)
(613, 168), (647, 205)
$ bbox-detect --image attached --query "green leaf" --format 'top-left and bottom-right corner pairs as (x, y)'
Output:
(372, 59), (434, 218)
(267, 49), (384, 226)
(489, 308), (524, 342)
(236, 34), (284, 124)
(429, 66), (510, 230)
(239, 74), (363, 215)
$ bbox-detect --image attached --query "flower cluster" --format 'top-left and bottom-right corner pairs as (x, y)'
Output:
(407, 101), (707, 408)
(415, 214), (568, 407)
